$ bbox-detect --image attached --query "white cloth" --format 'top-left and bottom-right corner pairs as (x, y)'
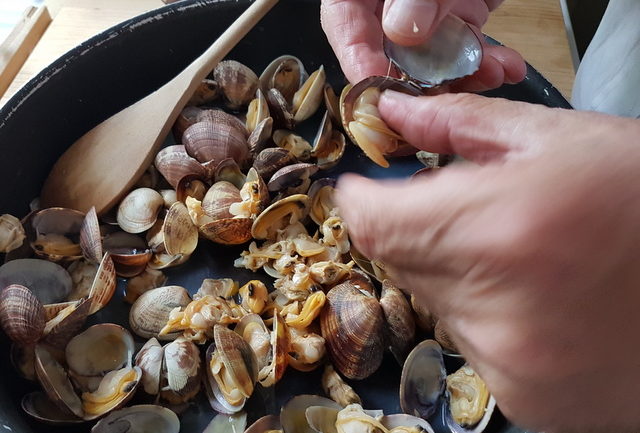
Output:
(571, 0), (640, 118)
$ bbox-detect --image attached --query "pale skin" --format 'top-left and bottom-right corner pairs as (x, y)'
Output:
(321, 1), (640, 432)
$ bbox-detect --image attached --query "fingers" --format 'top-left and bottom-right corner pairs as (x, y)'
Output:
(320, 0), (393, 83)
(377, 91), (563, 162)
(449, 43), (527, 92)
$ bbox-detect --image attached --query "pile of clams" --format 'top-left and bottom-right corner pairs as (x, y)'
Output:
(0, 13), (492, 429)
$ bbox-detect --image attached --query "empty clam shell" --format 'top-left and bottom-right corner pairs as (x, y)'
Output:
(34, 343), (84, 418)
(22, 391), (83, 425)
(248, 117), (274, 155)
(400, 339), (446, 420)
(245, 414), (281, 433)
(0, 213), (26, 253)
(384, 14), (483, 88)
(91, 404), (180, 433)
(292, 65), (326, 123)
(103, 231), (151, 278)
(80, 207), (103, 264)
(280, 394), (340, 433)
(41, 298), (92, 347)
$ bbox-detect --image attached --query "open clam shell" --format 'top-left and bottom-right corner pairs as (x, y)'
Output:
(281, 394), (340, 433)
(155, 145), (209, 189)
(162, 201), (198, 257)
(253, 147), (297, 182)
(380, 414), (436, 433)
(30, 207), (84, 263)
(81, 366), (142, 420)
(260, 55), (307, 103)
(80, 206), (103, 264)
(91, 404), (180, 433)
(308, 178), (336, 226)
(213, 60), (259, 110)
(268, 163), (318, 194)
(400, 339), (446, 420)
(34, 343), (84, 418)
(292, 65), (326, 123)
(65, 324), (135, 377)
(22, 391), (84, 425)
(0, 258), (72, 305)
(203, 412), (248, 433)
(134, 337), (164, 396)
(245, 414), (282, 433)
(103, 231), (152, 278)
(41, 297), (91, 347)
(384, 14), (483, 88)
(251, 194), (310, 240)
(86, 253), (117, 315)
(161, 336), (202, 404)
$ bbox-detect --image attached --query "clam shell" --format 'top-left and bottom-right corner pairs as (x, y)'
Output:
(434, 319), (460, 356)
(30, 207), (84, 262)
(0, 213), (26, 253)
(380, 279), (415, 363)
(260, 55), (307, 103)
(273, 130), (312, 161)
(34, 343), (84, 418)
(22, 391), (83, 425)
(161, 336), (201, 404)
(380, 414), (435, 433)
(81, 366), (142, 420)
(253, 147), (297, 182)
(175, 175), (209, 203)
(41, 298), (91, 347)
(247, 116), (274, 155)
(316, 131), (346, 170)
(87, 253), (117, 314)
(323, 83), (341, 127)
(134, 337), (164, 395)
(400, 339), (446, 420)
(0, 284), (46, 344)
(11, 342), (37, 380)
(445, 395), (497, 433)
(129, 286), (191, 340)
(91, 404), (180, 433)
(411, 294), (435, 333)
(203, 412), (247, 433)
(246, 89), (270, 133)
(320, 281), (386, 379)
(213, 60), (259, 109)
(199, 217), (253, 245)
(183, 120), (250, 167)
(172, 106), (203, 141)
(103, 231), (151, 278)
(117, 188), (164, 234)
(234, 313), (271, 376)
(214, 158), (247, 190)
(280, 395), (340, 433)
(251, 194), (310, 240)
(65, 324), (135, 376)
(383, 14), (482, 88)
(0, 258), (72, 305)
(203, 181), (242, 220)
(197, 109), (249, 137)
(155, 145), (208, 189)
(162, 202), (198, 257)
(308, 178), (336, 226)
(292, 65), (326, 123)
(266, 88), (295, 130)
(245, 414), (281, 433)
(268, 163), (318, 194)
(214, 325), (258, 392)
(80, 207), (103, 264)
(189, 78), (220, 105)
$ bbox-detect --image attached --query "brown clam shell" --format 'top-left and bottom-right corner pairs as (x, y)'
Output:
(320, 281), (386, 379)
(267, 163), (318, 193)
(253, 147), (296, 182)
(214, 158), (247, 190)
(0, 284), (46, 344)
(41, 298), (91, 348)
(213, 60), (259, 110)
(197, 109), (249, 137)
(259, 55), (306, 103)
(183, 120), (250, 167)
(251, 194), (310, 240)
(155, 145), (208, 189)
(30, 208), (84, 263)
(189, 78), (220, 105)
(79, 207), (103, 264)
(162, 202), (198, 257)
(175, 175), (209, 203)
(103, 232), (151, 278)
(199, 217), (253, 245)
(213, 325), (259, 397)
(34, 344), (84, 418)
(266, 88), (295, 130)
(380, 279), (415, 363)
(87, 253), (117, 315)
(247, 117), (273, 156)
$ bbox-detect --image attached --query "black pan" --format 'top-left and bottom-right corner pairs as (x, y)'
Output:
(0, 0), (568, 431)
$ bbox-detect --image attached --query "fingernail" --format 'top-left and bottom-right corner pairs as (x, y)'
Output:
(383, 0), (438, 42)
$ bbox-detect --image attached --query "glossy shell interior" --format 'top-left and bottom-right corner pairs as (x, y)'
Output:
(0, 1), (570, 432)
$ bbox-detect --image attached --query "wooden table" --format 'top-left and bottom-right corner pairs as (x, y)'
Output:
(0, 0), (575, 107)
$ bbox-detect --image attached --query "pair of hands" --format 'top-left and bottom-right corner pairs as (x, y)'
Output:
(321, 1), (640, 433)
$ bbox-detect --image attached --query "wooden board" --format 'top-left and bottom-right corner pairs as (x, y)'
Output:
(0, 0), (575, 107)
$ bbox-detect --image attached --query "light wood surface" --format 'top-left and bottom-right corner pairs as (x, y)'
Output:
(1, 0), (575, 106)
(40, 0), (280, 215)
(0, 6), (51, 98)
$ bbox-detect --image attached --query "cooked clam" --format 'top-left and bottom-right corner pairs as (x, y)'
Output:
(446, 365), (491, 429)
(245, 414), (282, 433)
(280, 394), (340, 433)
(22, 391), (83, 424)
(91, 404), (180, 433)
(79, 206), (102, 264)
(308, 178), (336, 226)
(260, 55), (307, 103)
(155, 145), (208, 189)
(129, 286), (192, 340)
(248, 116), (274, 155)
(322, 364), (361, 407)
(34, 343), (84, 418)
(215, 158), (247, 190)
(251, 194), (310, 240)
(247, 89), (270, 133)
(287, 326), (325, 372)
(81, 366), (141, 420)
(253, 147), (297, 182)
(183, 120), (250, 168)
(135, 338), (164, 396)
(268, 163), (318, 195)
(203, 412), (248, 433)
(103, 231), (152, 278)
(320, 280), (385, 379)
(189, 78), (220, 105)
(30, 208), (84, 262)
(400, 340), (446, 420)
(238, 280), (269, 315)
(273, 130), (312, 161)
(379, 280), (415, 363)
(195, 278), (239, 299)
(41, 298), (91, 347)
(266, 88), (295, 130)
(292, 65), (326, 123)
(229, 168), (270, 219)
(213, 60), (260, 110)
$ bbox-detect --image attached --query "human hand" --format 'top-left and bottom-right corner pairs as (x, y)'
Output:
(320, 0), (526, 91)
(336, 92), (640, 433)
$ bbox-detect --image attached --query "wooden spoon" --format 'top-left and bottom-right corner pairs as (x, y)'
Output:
(40, 0), (279, 215)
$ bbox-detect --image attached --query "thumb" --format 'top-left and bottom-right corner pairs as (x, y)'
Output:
(378, 91), (574, 163)
(382, 0), (455, 46)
